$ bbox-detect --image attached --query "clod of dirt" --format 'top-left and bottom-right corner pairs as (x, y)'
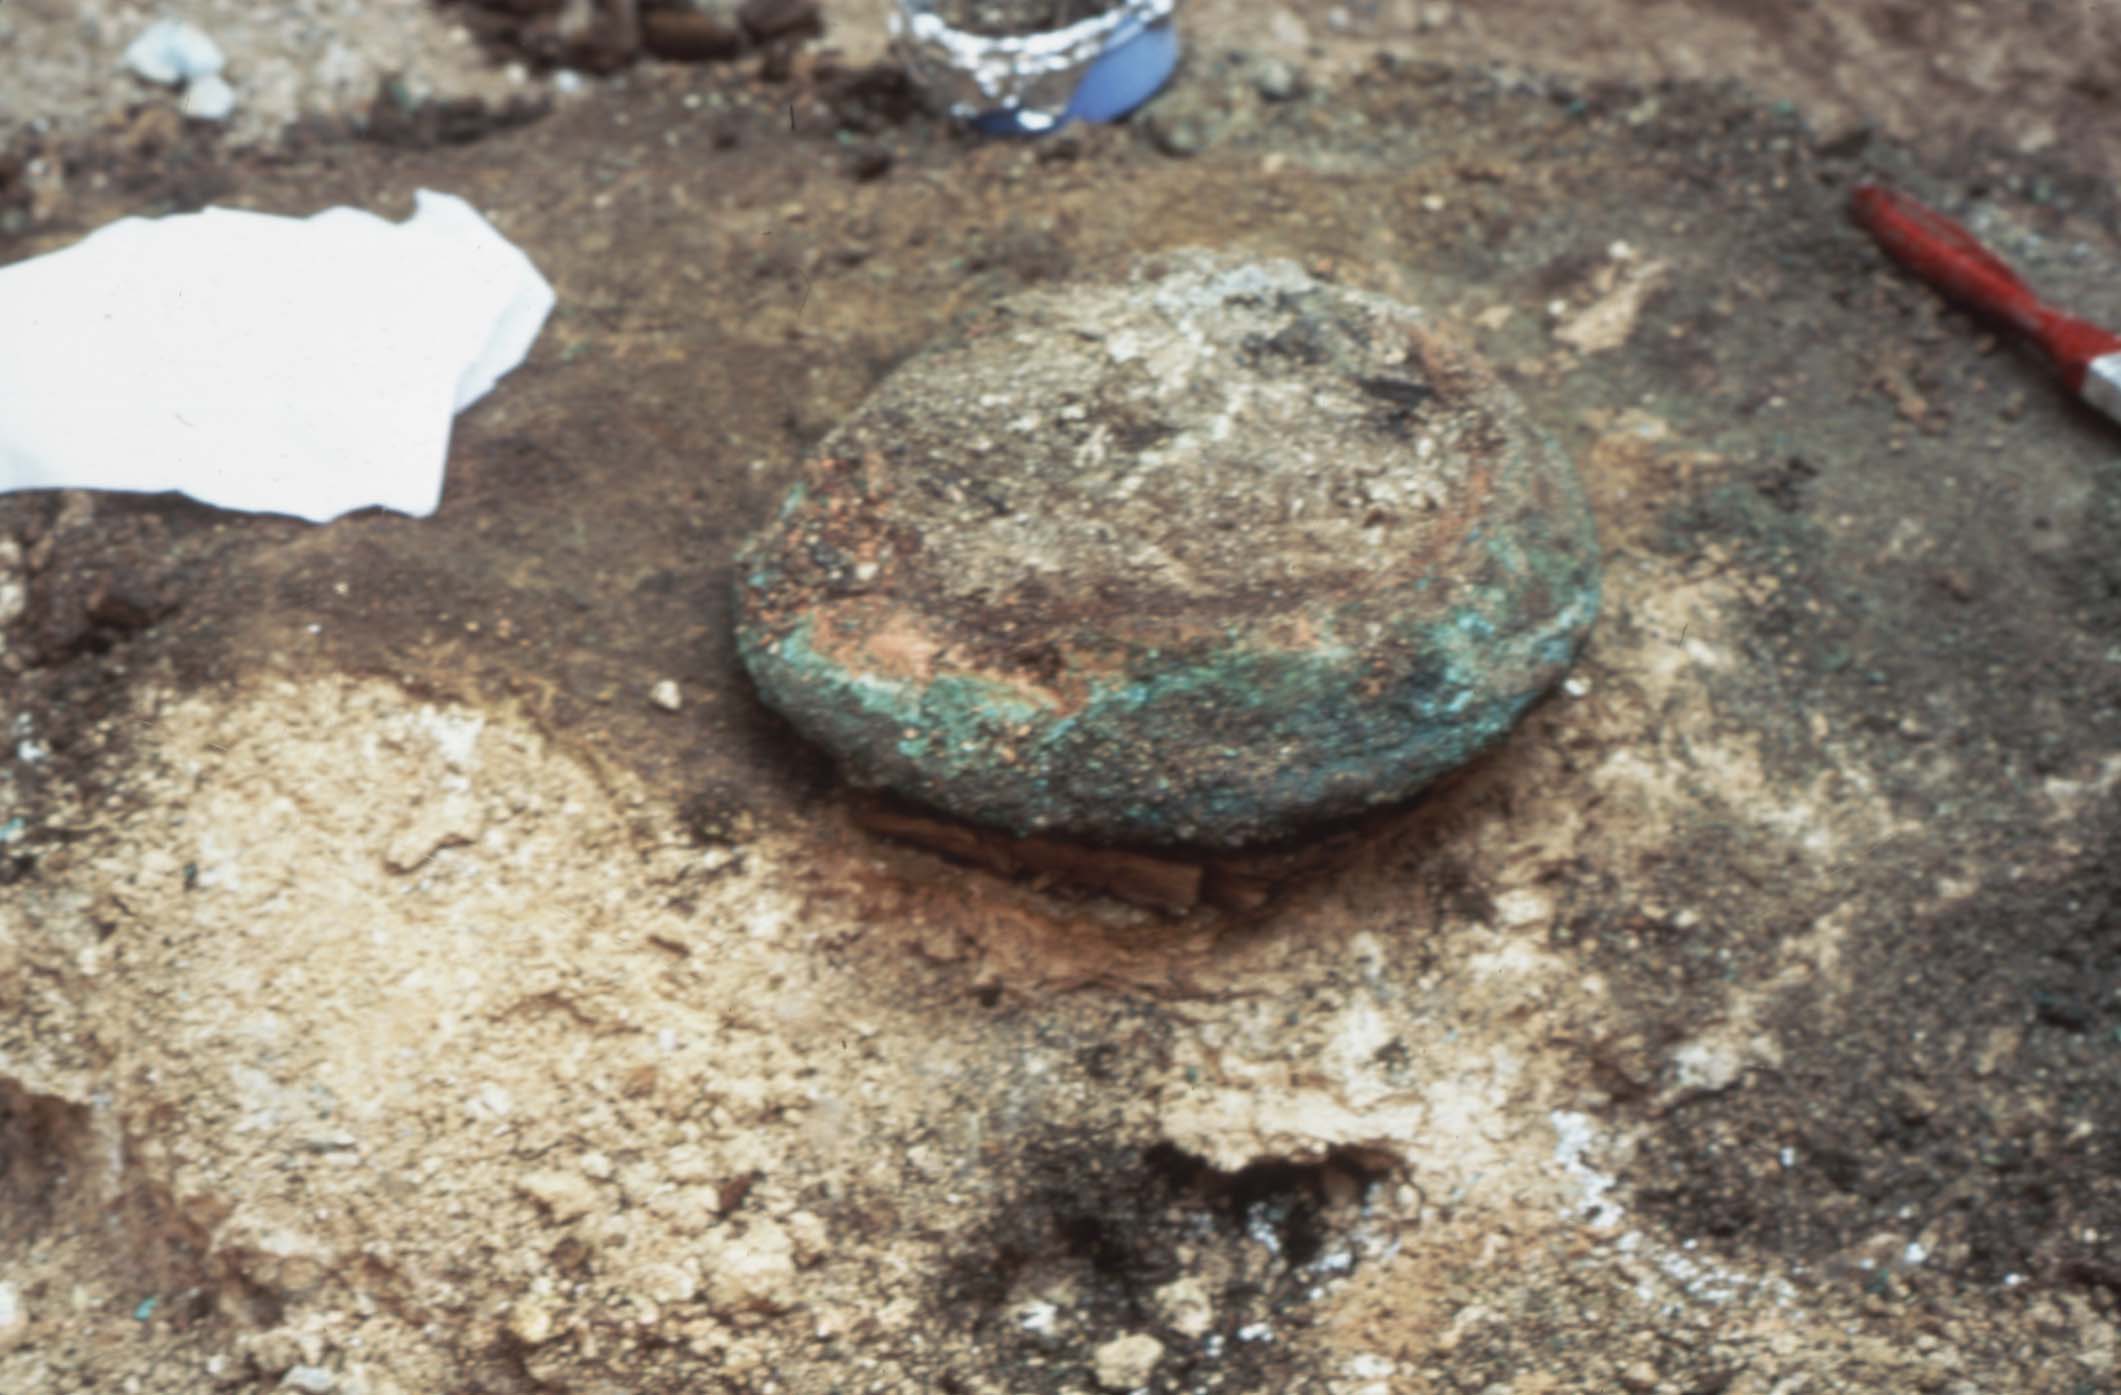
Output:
(736, 248), (1600, 848)
(736, 0), (824, 46)
(1093, 1330), (1164, 1389)
(640, 8), (746, 63)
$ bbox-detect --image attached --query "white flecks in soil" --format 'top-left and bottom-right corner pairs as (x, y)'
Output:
(2, 0), (534, 149)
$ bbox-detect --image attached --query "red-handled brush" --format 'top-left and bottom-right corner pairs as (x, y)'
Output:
(1850, 181), (2121, 426)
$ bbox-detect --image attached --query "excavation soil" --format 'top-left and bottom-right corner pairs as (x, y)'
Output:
(4, 3), (2121, 1393)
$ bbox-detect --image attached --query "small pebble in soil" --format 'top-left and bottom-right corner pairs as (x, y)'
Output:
(182, 74), (237, 122)
(1154, 1275), (1214, 1337)
(1138, 75), (1230, 158)
(1253, 57), (1303, 102)
(1144, 108), (1208, 157)
(123, 18), (225, 88)
(735, 249), (1601, 849)
(1093, 1331), (1165, 1390)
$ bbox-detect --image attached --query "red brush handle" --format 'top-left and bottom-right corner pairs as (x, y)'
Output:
(1850, 182), (2121, 388)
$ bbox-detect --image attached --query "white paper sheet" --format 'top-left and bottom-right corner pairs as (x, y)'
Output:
(0, 190), (555, 523)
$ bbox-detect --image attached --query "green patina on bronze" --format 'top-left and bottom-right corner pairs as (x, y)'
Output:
(735, 250), (1600, 848)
